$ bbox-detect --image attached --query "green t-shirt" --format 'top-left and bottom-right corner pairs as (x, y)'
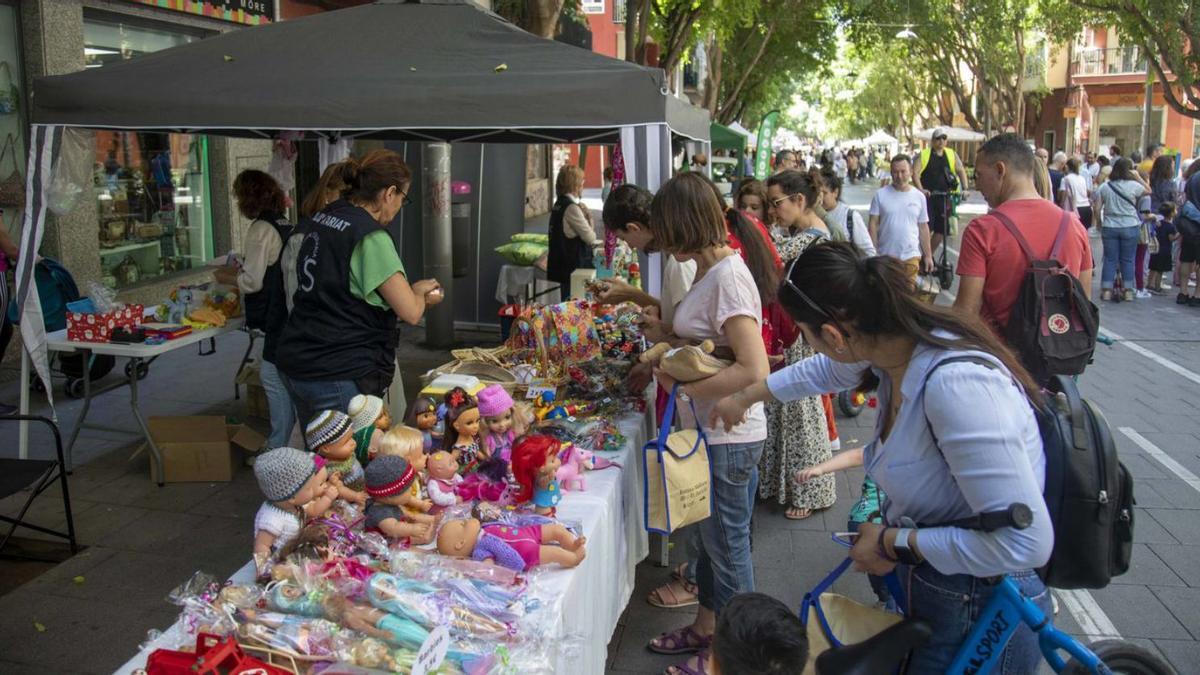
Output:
(350, 230), (405, 309)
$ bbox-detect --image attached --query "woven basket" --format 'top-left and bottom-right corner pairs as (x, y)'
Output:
(509, 315), (567, 385)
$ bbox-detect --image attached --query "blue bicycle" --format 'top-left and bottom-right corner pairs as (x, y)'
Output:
(811, 504), (1175, 675)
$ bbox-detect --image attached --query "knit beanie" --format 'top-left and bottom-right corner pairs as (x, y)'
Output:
(348, 394), (385, 433)
(364, 454), (415, 499)
(255, 447), (319, 502)
(306, 410), (352, 450)
(476, 384), (514, 418)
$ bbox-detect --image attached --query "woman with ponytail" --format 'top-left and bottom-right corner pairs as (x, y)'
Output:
(712, 242), (1053, 674)
(276, 150), (444, 431)
(759, 169), (838, 521)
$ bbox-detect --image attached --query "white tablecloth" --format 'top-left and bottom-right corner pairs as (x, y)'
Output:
(114, 410), (651, 675)
(495, 264), (560, 305)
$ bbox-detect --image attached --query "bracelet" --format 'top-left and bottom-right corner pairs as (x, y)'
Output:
(877, 527), (899, 563)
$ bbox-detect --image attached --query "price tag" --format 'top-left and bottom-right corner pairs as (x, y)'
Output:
(526, 383), (556, 400)
(412, 624), (450, 675)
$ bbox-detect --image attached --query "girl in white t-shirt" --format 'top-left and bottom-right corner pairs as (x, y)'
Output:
(643, 173), (770, 675)
(1059, 158), (1094, 229)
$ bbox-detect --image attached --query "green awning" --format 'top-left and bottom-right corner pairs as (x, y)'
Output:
(710, 122), (748, 152)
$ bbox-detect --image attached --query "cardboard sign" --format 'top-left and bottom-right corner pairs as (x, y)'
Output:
(412, 624), (450, 675)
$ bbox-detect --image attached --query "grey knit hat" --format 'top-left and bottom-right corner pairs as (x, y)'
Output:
(364, 454), (415, 499)
(305, 410), (352, 450)
(255, 447), (319, 502)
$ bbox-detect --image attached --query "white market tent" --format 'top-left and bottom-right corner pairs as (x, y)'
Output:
(864, 130), (899, 145)
(915, 127), (987, 142)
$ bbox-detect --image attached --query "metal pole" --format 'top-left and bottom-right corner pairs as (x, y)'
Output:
(422, 142), (454, 348)
(1139, 69), (1155, 156)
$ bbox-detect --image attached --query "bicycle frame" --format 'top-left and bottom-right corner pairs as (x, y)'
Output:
(945, 576), (1109, 674)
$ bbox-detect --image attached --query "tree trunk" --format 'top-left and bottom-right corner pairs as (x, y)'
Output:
(716, 24), (776, 123)
(703, 37), (722, 115)
(624, 0), (638, 62)
(635, 0), (651, 65)
(523, 0), (565, 39)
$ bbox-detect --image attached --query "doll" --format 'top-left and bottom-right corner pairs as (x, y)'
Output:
(436, 517), (586, 572)
(349, 394), (389, 462)
(510, 434), (563, 515)
(364, 455), (437, 545)
(253, 447), (338, 573)
(376, 426), (435, 523)
(476, 384), (516, 463)
(442, 388), (482, 471)
(426, 450), (464, 512)
(408, 396), (439, 451)
(511, 401), (535, 437)
(306, 410), (368, 507)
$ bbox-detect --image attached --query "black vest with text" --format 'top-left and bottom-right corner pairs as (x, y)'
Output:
(546, 195), (592, 288)
(274, 200), (397, 383)
(242, 213), (293, 364)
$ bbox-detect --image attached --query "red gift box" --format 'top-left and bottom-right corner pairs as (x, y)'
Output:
(66, 304), (144, 343)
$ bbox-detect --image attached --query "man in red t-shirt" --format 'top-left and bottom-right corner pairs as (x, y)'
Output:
(955, 133), (1093, 334)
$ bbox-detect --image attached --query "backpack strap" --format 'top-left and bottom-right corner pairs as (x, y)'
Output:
(920, 355), (1003, 449)
(992, 208), (1072, 264)
(845, 208), (855, 247)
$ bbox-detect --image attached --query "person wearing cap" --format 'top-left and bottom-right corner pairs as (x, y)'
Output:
(913, 128), (970, 261)
(364, 455), (435, 545)
(253, 447), (337, 566)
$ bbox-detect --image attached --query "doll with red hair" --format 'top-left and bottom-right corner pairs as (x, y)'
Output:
(510, 434), (563, 516)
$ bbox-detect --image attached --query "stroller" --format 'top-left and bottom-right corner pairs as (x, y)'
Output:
(7, 258), (116, 398)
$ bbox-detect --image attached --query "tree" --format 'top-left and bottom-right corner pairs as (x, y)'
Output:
(1049, 0), (1200, 121)
(494, 0), (569, 39)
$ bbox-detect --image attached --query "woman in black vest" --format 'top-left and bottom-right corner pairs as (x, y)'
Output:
(546, 164), (598, 288)
(214, 170), (296, 450)
(274, 150), (443, 429)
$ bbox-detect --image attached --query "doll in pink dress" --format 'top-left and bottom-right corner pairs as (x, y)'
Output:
(476, 384), (516, 463)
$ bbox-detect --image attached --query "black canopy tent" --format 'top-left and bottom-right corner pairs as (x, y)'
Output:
(15, 0), (710, 421)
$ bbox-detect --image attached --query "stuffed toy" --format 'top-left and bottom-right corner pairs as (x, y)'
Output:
(639, 339), (731, 383)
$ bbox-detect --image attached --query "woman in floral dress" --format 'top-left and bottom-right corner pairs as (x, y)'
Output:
(760, 170), (836, 519)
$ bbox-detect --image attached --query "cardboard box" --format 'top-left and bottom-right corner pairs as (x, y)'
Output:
(67, 304), (144, 342)
(236, 365), (270, 420)
(147, 416), (264, 483)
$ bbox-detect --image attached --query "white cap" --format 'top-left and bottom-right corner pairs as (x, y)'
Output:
(931, 127), (948, 139)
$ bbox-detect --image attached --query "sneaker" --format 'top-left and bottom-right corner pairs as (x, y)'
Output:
(1178, 293), (1190, 305)
(1102, 289), (1113, 302)
(1136, 289), (1152, 299)
(1123, 288), (1135, 302)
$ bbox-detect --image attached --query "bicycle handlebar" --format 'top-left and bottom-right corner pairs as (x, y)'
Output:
(939, 503), (1033, 532)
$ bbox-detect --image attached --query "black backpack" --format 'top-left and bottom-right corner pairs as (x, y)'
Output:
(925, 356), (1134, 590)
(992, 209), (1099, 385)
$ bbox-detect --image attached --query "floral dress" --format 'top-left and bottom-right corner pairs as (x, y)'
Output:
(760, 229), (836, 512)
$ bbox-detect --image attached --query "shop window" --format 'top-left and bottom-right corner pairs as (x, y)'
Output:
(85, 17), (213, 288)
(0, 2), (25, 240)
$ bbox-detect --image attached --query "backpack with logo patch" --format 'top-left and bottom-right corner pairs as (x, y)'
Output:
(992, 209), (1099, 385)
(925, 356), (1134, 590)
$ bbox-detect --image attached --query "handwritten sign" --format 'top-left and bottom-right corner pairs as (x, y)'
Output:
(412, 624), (450, 675)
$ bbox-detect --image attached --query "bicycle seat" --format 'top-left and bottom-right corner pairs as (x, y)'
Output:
(815, 618), (933, 675)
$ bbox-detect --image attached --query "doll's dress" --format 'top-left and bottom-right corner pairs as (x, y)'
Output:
(471, 523), (543, 570)
(254, 502), (303, 554)
(532, 479), (562, 509)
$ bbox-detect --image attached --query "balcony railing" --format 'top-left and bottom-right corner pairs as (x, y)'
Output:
(1072, 46), (1147, 76)
(1024, 53), (1047, 80)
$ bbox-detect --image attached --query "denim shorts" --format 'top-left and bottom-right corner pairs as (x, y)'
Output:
(901, 563), (1050, 674)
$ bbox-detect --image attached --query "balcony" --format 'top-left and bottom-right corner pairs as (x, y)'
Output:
(1071, 46), (1147, 77)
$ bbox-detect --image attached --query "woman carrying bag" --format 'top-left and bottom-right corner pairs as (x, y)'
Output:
(643, 173), (770, 675)
(712, 242), (1053, 674)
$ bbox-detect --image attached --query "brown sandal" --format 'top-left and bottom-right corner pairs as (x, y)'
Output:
(647, 578), (699, 608)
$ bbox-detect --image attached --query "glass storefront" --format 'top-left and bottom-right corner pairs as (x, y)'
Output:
(0, 1), (25, 244)
(1095, 107), (1162, 157)
(85, 16), (214, 288)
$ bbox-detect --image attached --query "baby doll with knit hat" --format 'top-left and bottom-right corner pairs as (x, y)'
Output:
(306, 411), (367, 507)
(253, 447), (338, 574)
(376, 426), (436, 526)
(348, 394), (388, 464)
(477, 384), (517, 463)
(364, 455), (437, 545)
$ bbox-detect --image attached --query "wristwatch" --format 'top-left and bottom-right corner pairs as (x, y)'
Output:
(892, 528), (924, 565)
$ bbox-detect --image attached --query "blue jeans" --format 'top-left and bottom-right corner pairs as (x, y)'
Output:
(901, 564), (1050, 674)
(1101, 226), (1139, 290)
(696, 440), (764, 614)
(259, 359), (297, 450)
(279, 374), (361, 445)
(681, 465), (759, 586)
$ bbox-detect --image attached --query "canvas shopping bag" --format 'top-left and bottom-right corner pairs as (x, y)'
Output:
(642, 383), (711, 534)
(800, 558), (907, 675)
(0, 133), (24, 208)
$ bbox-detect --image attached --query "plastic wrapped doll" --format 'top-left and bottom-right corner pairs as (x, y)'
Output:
(436, 517), (586, 572)
(364, 455), (435, 545)
(306, 410), (368, 507)
(476, 384), (516, 463)
(442, 388), (482, 471)
(349, 394), (389, 463)
(253, 447), (338, 573)
(426, 451), (463, 513)
(408, 396), (439, 452)
(377, 426), (435, 524)
(510, 434), (563, 515)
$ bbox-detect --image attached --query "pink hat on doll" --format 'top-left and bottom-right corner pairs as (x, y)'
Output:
(476, 384), (514, 418)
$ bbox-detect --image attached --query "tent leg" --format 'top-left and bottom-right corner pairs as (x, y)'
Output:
(19, 347), (29, 460)
(422, 142), (454, 348)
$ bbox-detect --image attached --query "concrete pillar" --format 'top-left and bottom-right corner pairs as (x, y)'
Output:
(422, 142), (454, 347)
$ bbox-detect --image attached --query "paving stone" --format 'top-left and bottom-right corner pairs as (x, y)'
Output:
(1111, 544), (1187, 587)
(1089, 584), (1191, 640)
(1149, 543), (1200, 586)
(1133, 509), (1180, 545)
(101, 508), (207, 554)
(1152, 638), (1200, 675)
(1144, 508), (1200, 545)
(1151, 586), (1200, 641)
(1144, 479), (1200, 510)
(68, 502), (150, 546)
(1131, 480), (1174, 509)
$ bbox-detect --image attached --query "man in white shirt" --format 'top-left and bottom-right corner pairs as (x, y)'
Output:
(1085, 152), (1100, 185)
(869, 154), (932, 277)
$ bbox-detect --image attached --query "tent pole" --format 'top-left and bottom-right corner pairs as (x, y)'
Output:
(422, 142), (455, 347)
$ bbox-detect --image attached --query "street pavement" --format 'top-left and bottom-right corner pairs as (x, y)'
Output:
(606, 180), (1200, 674)
(0, 180), (1197, 673)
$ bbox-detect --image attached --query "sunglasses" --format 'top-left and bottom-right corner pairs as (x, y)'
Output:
(770, 193), (802, 208)
(782, 256), (831, 321)
(399, 190), (413, 207)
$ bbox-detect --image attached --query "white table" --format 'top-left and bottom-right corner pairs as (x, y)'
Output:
(18, 318), (245, 485)
(114, 410), (653, 675)
(495, 263), (560, 306)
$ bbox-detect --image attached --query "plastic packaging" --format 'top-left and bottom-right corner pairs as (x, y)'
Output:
(47, 128), (93, 217)
(87, 281), (120, 313)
